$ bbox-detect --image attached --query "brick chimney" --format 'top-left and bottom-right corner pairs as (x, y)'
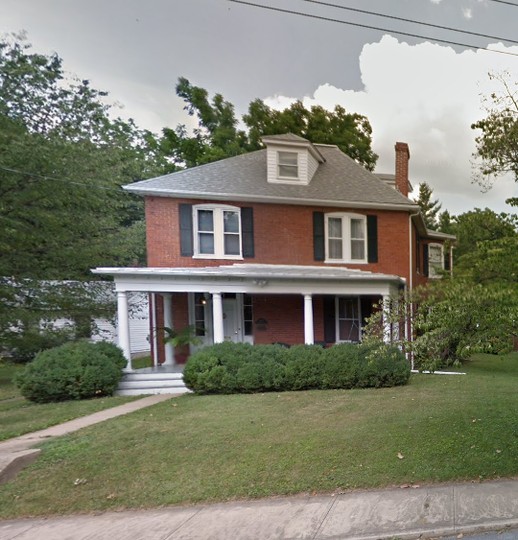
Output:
(394, 142), (410, 197)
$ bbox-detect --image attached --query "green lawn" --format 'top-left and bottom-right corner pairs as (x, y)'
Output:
(0, 361), (140, 442)
(0, 353), (516, 519)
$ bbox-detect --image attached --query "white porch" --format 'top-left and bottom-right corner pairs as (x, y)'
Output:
(94, 264), (405, 379)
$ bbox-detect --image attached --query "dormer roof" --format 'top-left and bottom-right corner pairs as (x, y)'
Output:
(261, 133), (326, 163)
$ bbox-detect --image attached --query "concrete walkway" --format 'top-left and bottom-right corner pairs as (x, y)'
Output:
(0, 394), (174, 484)
(1, 396), (517, 539)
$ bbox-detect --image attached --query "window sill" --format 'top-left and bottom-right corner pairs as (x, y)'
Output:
(324, 259), (368, 265)
(192, 254), (244, 261)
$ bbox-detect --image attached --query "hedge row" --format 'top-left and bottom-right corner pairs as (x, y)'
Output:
(183, 342), (410, 394)
(15, 341), (127, 403)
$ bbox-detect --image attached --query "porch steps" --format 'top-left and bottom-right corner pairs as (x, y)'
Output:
(116, 371), (189, 396)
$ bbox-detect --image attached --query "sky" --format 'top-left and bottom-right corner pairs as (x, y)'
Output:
(1, 0), (518, 215)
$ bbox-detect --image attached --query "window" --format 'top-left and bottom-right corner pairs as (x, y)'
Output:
(337, 297), (361, 342)
(193, 293), (207, 336)
(193, 205), (242, 259)
(325, 213), (367, 263)
(428, 243), (444, 278)
(277, 151), (298, 179)
(243, 294), (253, 336)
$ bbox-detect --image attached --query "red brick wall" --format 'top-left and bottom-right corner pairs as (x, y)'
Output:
(251, 294), (325, 345)
(145, 197), (413, 283)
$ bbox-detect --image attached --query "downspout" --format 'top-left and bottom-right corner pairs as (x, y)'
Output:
(408, 211), (420, 370)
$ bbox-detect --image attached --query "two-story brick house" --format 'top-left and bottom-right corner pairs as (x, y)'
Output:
(94, 134), (453, 372)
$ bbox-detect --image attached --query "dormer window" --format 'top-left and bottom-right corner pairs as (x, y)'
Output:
(278, 151), (298, 179)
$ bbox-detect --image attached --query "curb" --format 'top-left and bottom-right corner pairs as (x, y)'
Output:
(0, 449), (41, 485)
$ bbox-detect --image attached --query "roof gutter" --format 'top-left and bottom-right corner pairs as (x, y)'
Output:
(123, 187), (420, 212)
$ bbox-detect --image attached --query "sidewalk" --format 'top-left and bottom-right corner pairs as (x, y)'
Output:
(0, 478), (517, 539)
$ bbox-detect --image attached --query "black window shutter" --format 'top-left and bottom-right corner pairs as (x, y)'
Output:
(179, 204), (193, 256)
(241, 207), (255, 258)
(444, 247), (451, 271)
(367, 215), (378, 263)
(423, 244), (429, 277)
(323, 296), (336, 344)
(313, 212), (325, 261)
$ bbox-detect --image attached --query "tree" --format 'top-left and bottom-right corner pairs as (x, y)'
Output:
(413, 182), (442, 230)
(452, 208), (517, 260)
(162, 78), (378, 171)
(0, 36), (170, 359)
(244, 99), (378, 171)
(471, 71), (518, 201)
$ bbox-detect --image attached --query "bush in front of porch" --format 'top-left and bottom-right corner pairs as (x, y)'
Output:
(183, 342), (409, 394)
(14, 341), (127, 403)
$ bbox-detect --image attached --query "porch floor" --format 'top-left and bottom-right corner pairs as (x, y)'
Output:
(132, 365), (184, 374)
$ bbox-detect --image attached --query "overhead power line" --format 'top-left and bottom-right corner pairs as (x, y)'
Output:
(227, 0), (518, 58)
(487, 0), (518, 6)
(299, 0), (518, 45)
(0, 165), (125, 193)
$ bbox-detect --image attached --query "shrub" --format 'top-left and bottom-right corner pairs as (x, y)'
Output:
(184, 342), (410, 394)
(14, 341), (126, 403)
(2, 327), (73, 364)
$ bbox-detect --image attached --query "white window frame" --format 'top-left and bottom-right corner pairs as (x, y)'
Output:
(277, 151), (299, 180)
(428, 242), (444, 278)
(193, 204), (243, 260)
(324, 213), (367, 264)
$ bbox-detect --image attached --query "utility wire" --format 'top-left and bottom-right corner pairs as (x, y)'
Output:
(487, 0), (518, 6)
(0, 165), (125, 192)
(227, 0), (518, 58)
(299, 0), (518, 45)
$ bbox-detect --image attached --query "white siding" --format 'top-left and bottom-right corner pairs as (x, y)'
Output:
(266, 145), (310, 185)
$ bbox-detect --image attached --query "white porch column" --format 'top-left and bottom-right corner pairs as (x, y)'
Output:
(116, 290), (132, 372)
(163, 293), (175, 366)
(382, 295), (392, 344)
(212, 292), (225, 343)
(303, 294), (315, 345)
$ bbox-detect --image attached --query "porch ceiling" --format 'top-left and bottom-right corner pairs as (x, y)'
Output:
(93, 264), (404, 296)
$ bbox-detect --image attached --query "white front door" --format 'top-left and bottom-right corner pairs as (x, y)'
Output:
(223, 299), (240, 342)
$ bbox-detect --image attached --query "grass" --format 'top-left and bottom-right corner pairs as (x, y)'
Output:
(0, 353), (516, 519)
(0, 361), (140, 442)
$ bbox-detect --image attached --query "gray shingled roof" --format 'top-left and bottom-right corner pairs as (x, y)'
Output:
(125, 144), (418, 210)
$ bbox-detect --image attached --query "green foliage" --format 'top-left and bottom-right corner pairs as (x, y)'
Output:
(364, 281), (518, 372)
(0, 280), (116, 363)
(471, 71), (518, 188)
(14, 341), (125, 403)
(162, 77), (378, 171)
(413, 182), (442, 230)
(0, 35), (172, 354)
(452, 208), (517, 260)
(163, 325), (203, 347)
(183, 342), (409, 394)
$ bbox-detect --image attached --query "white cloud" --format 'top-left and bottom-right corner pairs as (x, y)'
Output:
(462, 8), (473, 19)
(264, 35), (518, 215)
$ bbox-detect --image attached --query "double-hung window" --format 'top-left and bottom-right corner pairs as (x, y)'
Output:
(277, 151), (298, 179)
(428, 243), (444, 278)
(194, 205), (242, 259)
(325, 213), (367, 263)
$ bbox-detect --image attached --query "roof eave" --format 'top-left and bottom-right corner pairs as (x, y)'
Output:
(124, 187), (419, 212)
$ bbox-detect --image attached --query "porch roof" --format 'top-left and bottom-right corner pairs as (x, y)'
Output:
(93, 264), (405, 296)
